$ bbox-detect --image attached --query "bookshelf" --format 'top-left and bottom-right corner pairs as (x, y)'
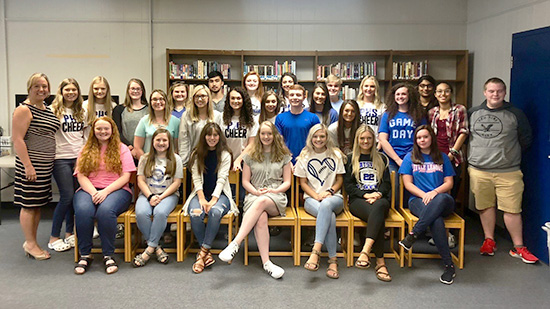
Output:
(166, 49), (468, 106)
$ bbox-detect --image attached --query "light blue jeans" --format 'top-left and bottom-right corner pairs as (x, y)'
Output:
(304, 195), (344, 258)
(188, 194), (230, 249)
(135, 194), (178, 248)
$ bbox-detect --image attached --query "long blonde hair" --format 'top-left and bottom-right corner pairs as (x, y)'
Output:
(296, 124), (346, 164)
(249, 121), (290, 163)
(187, 85), (214, 123)
(356, 75), (384, 110)
(51, 78), (85, 122)
(351, 125), (387, 183)
(86, 76), (114, 124)
(147, 89), (172, 124)
(142, 128), (177, 178)
(77, 117), (122, 176)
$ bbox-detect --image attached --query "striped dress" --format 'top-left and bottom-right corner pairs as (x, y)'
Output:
(14, 104), (60, 208)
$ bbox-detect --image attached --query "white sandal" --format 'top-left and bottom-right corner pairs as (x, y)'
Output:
(48, 239), (71, 252)
(64, 235), (76, 248)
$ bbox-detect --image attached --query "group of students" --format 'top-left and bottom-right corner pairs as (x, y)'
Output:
(13, 71), (537, 285)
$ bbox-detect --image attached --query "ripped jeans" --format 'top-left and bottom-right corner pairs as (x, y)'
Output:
(188, 193), (230, 249)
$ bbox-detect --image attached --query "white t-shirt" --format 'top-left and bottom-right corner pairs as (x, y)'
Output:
(83, 100), (118, 118)
(55, 107), (88, 159)
(328, 122), (352, 155)
(250, 96), (261, 116)
(294, 150), (346, 199)
(137, 153), (184, 195)
(222, 115), (259, 159)
(359, 101), (385, 137)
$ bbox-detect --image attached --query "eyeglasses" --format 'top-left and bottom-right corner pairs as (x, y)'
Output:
(418, 84), (434, 89)
(151, 98), (165, 102)
(436, 89), (452, 94)
(130, 87), (142, 92)
(195, 94), (208, 100)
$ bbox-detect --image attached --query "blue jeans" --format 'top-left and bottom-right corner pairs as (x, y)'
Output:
(135, 194), (178, 248)
(304, 195), (344, 258)
(409, 193), (455, 265)
(188, 194), (230, 249)
(73, 189), (132, 256)
(51, 159), (77, 238)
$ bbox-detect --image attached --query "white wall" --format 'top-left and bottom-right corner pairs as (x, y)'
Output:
(1, 0), (468, 133)
(467, 0), (550, 105)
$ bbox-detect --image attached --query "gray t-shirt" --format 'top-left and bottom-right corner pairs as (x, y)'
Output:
(137, 153), (184, 195)
(121, 105), (148, 146)
(212, 94), (226, 113)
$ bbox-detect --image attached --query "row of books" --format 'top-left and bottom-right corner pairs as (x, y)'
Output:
(317, 62), (377, 80)
(392, 61), (428, 80)
(243, 60), (297, 80)
(169, 61), (231, 80)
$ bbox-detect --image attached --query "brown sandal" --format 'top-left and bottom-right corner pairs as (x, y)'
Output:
(326, 257), (339, 279)
(355, 251), (371, 269)
(304, 249), (321, 271)
(204, 249), (215, 268)
(375, 264), (392, 282)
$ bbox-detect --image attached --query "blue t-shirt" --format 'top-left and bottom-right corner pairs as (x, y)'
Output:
(171, 108), (185, 119)
(331, 99), (344, 115)
(275, 110), (320, 162)
(379, 111), (427, 160)
(399, 152), (455, 202)
(309, 107), (338, 125)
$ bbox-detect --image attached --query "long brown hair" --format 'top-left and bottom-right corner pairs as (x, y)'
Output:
(142, 128), (177, 178)
(189, 122), (232, 175)
(411, 125), (443, 164)
(259, 90), (281, 123)
(337, 100), (360, 152)
(385, 83), (424, 124)
(77, 117), (122, 176)
(51, 78), (85, 122)
(147, 89), (172, 124)
(123, 78), (148, 112)
(167, 81), (189, 112)
(250, 121), (290, 163)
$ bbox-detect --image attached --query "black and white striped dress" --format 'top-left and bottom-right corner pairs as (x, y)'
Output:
(14, 104), (60, 208)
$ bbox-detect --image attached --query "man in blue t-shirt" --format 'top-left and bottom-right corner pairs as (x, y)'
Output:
(275, 84), (320, 163)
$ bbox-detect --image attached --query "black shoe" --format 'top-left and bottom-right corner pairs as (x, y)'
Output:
(399, 233), (417, 251)
(440, 264), (456, 285)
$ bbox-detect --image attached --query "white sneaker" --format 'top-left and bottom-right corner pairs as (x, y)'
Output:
(353, 232), (361, 247)
(93, 226), (99, 239)
(263, 260), (284, 279)
(219, 241), (239, 263)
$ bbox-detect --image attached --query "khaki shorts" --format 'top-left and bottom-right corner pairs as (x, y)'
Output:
(468, 167), (524, 214)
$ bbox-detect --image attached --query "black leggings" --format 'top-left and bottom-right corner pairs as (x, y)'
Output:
(349, 198), (390, 258)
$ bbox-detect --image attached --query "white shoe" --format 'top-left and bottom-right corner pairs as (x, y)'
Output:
(219, 241), (239, 263)
(93, 226), (99, 239)
(263, 261), (284, 279)
(170, 223), (177, 232)
(48, 239), (71, 252)
(353, 232), (361, 247)
(64, 235), (76, 248)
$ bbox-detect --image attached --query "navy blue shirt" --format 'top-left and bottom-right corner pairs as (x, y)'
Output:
(203, 150), (218, 198)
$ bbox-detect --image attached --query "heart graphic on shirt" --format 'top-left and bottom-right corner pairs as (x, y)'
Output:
(307, 158), (336, 186)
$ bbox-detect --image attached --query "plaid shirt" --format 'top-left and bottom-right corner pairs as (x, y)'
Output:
(428, 103), (469, 166)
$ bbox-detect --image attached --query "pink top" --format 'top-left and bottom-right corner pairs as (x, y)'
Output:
(74, 143), (136, 194)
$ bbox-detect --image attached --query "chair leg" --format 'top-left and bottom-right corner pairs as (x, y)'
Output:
(295, 224), (301, 266)
(399, 223), (405, 268)
(459, 224), (465, 269)
(244, 236), (249, 266)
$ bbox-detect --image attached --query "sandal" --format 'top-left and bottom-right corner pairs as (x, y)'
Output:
(355, 251), (371, 269)
(375, 264), (392, 282)
(48, 239), (71, 252)
(103, 256), (118, 275)
(74, 256), (93, 275)
(132, 249), (153, 267)
(203, 249), (215, 268)
(155, 246), (170, 264)
(192, 250), (206, 274)
(326, 257), (339, 279)
(304, 249), (321, 271)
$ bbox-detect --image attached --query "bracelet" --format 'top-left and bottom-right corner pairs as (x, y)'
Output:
(327, 188), (335, 195)
(147, 193), (156, 201)
(449, 148), (459, 156)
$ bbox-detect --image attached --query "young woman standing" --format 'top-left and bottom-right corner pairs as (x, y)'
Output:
(328, 100), (361, 155)
(258, 90), (282, 124)
(309, 83), (338, 126)
(356, 75), (386, 136)
(48, 78), (87, 252)
(243, 72), (264, 116)
(84, 76), (116, 125)
(167, 81), (189, 119)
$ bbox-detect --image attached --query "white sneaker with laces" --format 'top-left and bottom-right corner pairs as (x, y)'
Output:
(219, 241), (239, 263)
(428, 235), (457, 249)
(263, 260), (284, 279)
